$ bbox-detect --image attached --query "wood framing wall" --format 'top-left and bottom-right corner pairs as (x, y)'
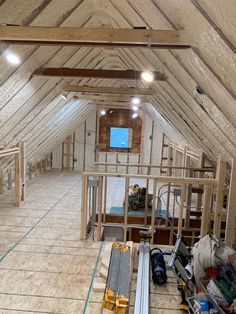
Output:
(52, 110), (97, 172)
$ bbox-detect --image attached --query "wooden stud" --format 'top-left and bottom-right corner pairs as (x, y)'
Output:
(80, 175), (88, 240)
(124, 177), (129, 242)
(165, 145), (172, 227)
(97, 176), (103, 241)
(185, 167), (193, 229)
(213, 157), (226, 236)
(225, 158), (236, 246)
(177, 184), (187, 235)
(182, 146), (188, 177)
(103, 176), (107, 224)
(197, 152), (205, 211)
(151, 179), (158, 243)
(21, 142), (26, 201)
(200, 185), (211, 237)
(15, 149), (21, 206)
(172, 145), (177, 177)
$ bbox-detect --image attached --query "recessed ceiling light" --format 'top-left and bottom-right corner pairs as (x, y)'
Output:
(132, 112), (138, 119)
(5, 52), (21, 65)
(132, 105), (138, 111)
(60, 94), (67, 100)
(141, 71), (154, 82)
(101, 110), (106, 116)
(132, 97), (140, 105)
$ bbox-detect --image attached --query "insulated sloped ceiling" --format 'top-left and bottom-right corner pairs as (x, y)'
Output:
(0, 0), (235, 165)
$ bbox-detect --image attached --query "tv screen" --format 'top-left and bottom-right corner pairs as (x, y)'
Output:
(109, 127), (132, 148)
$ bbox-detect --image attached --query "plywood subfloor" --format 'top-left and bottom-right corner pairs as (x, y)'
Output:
(0, 170), (181, 313)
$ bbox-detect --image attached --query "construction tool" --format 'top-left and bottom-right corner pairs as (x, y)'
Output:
(102, 242), (131, 313)
(167, 235), (193, 311)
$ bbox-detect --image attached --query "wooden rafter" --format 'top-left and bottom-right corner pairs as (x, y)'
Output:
(64, 85), (154, 95)
(33, 68), (167, 81)
(0, 26), (191, 48)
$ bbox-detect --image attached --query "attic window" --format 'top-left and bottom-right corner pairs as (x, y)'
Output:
(109, 127), (133, 149)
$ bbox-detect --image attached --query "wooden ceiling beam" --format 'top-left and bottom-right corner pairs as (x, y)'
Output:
(0, 26), (191, 48)
(33, 68), (167, 81)
(64, 84), (154, 95)
(74, 98), (142, 107)
(71, 94), (147, 102)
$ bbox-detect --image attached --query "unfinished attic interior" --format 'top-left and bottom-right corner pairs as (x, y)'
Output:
(0, 0), (236, 313)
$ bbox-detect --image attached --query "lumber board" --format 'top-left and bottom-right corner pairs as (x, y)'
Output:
(0, 26), (191, 48)
(64, 85), (154, 95)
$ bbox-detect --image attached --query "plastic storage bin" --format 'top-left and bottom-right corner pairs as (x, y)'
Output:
(187, 293), (225, 314)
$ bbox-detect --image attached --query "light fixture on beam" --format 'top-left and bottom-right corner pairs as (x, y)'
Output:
(132, 112), (138, 119)
(101, 110), (106, 116)
(141, 70), (154, 82)
(132, 105), (138, 112)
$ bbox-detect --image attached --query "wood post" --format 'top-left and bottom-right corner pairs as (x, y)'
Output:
(80, 175), (88, 240)
(124, 177), (129, 242)
(197, 152), (205, 210)
(200, 185), (211, 237)
(225, 158), (236, 246)
(172, 145), (177, 177)
(182, 146), (187, 177)
(177, 184), (187, 235)
(151, 179), (158, 243)
(144, 166), (151, 226)
(21, 142), (26, 201)
(15, 148), (21, 206)
(97, 176), (103, 241)
(103, 176), (107, 223)
(213, 157), (226, 236)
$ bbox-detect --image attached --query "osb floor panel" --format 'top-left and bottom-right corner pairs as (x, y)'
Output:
(0, 170), (181, 313)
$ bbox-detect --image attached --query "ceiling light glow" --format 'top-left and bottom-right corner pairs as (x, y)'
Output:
(6, 52), (21, 65)
(101, 110), (106, 116)
(141, 71), (154, 82)
(132, 97), (140, 105)
(132, 112), (138, 119)
(132, 105), (138, 111)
